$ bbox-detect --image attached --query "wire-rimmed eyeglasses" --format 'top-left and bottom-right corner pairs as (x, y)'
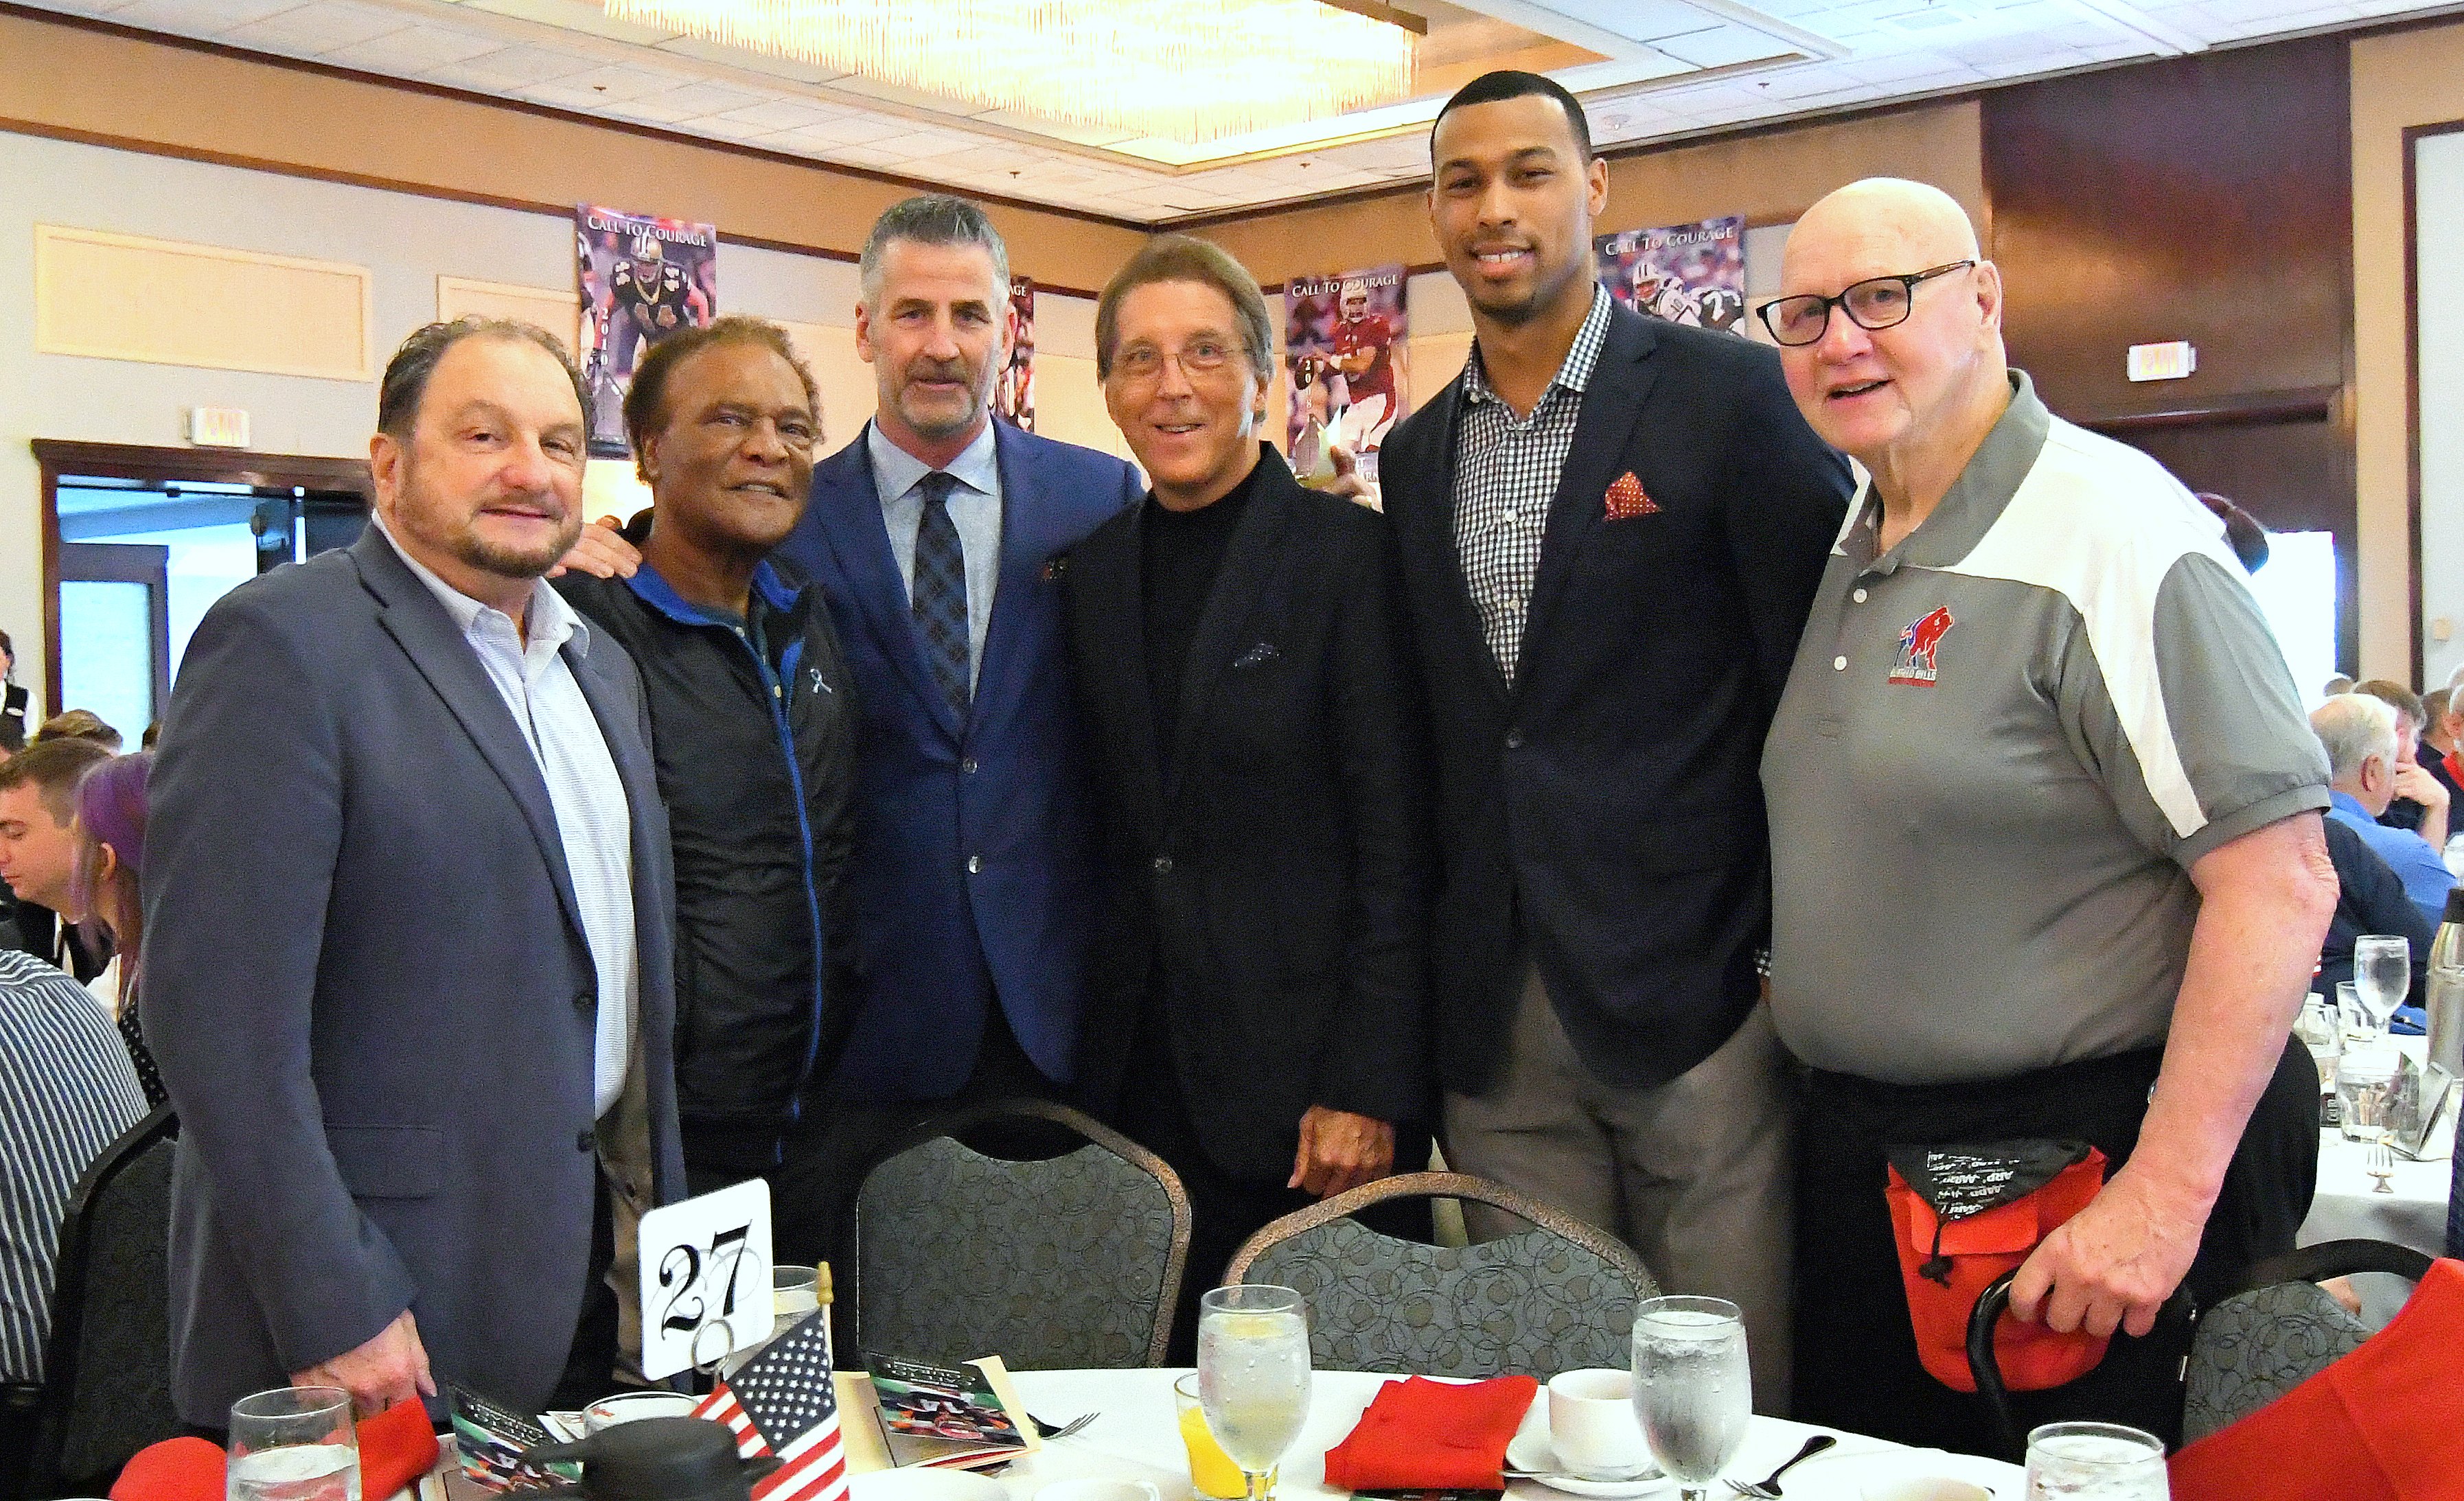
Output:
(1755, 260), (1977, 347)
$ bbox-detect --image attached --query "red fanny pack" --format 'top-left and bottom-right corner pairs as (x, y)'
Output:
(1884, 1139), (2111, 1393)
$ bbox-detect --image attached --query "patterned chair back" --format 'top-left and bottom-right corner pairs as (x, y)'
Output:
(851, 1099), (1190, 1369)
(1224, 1172), (1657, 1380)
(2180, 1280), (2371, 1443)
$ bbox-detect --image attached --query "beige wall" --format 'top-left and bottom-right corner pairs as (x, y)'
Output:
(1198, 100), (1985, 287)
(2353, 21), (2464, 679)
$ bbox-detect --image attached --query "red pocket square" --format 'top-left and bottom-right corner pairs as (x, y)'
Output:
(1604, 472), (1659, 520)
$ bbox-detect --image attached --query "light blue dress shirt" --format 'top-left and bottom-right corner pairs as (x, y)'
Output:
(2327, 789), (2456, 929)
(868, 419), (1002, 693)
(371, 515), (637, 1118)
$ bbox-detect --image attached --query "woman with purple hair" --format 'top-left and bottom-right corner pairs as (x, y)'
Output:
(71, 750), (164, 1107)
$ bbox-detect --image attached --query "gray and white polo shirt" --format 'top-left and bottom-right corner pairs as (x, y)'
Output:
(1763, 371), (2329, 1086)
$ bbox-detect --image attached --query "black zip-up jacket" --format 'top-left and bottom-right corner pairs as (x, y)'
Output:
(556, 541), (856, 1134)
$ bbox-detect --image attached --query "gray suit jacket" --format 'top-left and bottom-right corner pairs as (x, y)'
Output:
(143, 527), (687, 1423)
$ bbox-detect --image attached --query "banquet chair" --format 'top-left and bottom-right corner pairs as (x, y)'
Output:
(18, 1104), (181, 1500)
(1223, 1171), (1657, 1380)
(849, 1098), (1191, 1369)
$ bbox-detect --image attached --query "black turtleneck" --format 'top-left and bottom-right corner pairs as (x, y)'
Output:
(1141, 452), (1266, 762)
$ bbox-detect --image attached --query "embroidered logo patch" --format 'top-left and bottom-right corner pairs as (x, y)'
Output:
(1889, 607), (1955, 685)
(1604, 471), (1659, 520)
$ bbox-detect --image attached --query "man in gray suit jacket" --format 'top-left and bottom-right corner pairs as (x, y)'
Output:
(144, 318), (687, 1425)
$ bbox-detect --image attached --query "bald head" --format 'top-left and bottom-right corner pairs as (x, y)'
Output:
(1769, 176), (2006, 489)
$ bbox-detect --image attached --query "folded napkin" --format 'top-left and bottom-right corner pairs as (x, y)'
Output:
(112, 1398), (442, 1501)
(1321, 1375), (1539, 1493)
(2391, 1005), (2427, 1036)
(2169, 1258), (2464, 1500)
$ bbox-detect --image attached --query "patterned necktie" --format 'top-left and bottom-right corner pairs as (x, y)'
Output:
(911, 470), (971, 722)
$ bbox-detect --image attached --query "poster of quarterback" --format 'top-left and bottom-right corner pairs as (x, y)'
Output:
(1283, 265), (1409, 507)
(1594, 216), (1747, 334)
(576, 205), (718, 457)
(998, 275), (1036, 433)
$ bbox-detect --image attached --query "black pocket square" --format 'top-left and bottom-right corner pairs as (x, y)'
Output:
(1233, 642), (1280, 667)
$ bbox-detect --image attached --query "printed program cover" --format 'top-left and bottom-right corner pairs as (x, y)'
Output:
(864, 1352), (1030, 1469)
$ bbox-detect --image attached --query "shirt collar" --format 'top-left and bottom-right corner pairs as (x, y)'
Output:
(369, 511), (586, 657)
(867, 417), (1001, 507)
(1842, 369), (2052, 576)
(2328, 789), (2375, 822)
(625, 557), (800, 627)
(1463, 284), (1613, 409)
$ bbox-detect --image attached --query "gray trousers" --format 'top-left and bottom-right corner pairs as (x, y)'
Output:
(1442, 967), (1796, 1412)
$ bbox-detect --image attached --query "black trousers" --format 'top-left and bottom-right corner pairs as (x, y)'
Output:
(546, 1167), (622, 1412)
(1792, 1033), (2318, 1454)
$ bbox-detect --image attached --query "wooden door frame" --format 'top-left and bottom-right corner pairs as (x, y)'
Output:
(31, 439), (373, 717)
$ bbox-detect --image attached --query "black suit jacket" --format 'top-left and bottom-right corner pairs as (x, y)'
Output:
(1380, 305), (1852, 1095)
(1063, 449), (1434, 1183)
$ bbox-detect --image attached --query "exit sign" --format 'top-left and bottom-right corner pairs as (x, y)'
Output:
(2126, 342), (2196, 382)
(187, 406), (251, 447)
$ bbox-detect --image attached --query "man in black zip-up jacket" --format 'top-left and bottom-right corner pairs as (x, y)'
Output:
(555, 318), (856, 1261)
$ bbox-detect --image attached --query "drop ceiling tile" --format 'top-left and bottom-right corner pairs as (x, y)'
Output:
(105, 0), (293, 36)
(1655, 24), (1801, 66)
(549, 62), (700, 100)
(627, 80), (771, 116)
(711, 97), (844, 130)
(860, 130), (985, 161)
(220, 1), (408, 54)
(435, 43), (597, 87)
(603, 95), (699, 124)
(1523, 0), (1740, 41)
(327, 24), (502, 71)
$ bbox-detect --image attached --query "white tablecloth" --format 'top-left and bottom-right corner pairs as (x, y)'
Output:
(2299, 1034), (2452, 1257)
(995, 1369), (2025, 1501)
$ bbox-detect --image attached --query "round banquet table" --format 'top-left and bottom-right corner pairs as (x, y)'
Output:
(2298, 1034), (2453, 1259)
(993, 1368), (2027, 1501)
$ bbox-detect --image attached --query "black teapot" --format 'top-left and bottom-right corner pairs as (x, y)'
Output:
(522, 1416), (782, 1501)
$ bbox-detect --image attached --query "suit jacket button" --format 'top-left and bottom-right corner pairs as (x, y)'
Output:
(1504, 728), (1525, 751)
(577, 1128), (596, 1153)
(1152, 856), (1173, 874)
(967, 854), (983, 874)
(962, 757), (980, 775)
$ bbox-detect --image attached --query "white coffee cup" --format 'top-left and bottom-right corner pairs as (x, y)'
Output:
(1036, 1482), (1160, 1501)
(1546, 1367), (1653, 1480)
(1861, 1480), (1992, 1501)
(582, 1389), (700, 1432)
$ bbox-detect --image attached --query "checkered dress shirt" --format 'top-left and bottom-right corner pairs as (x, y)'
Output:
(1451, 285), (1613, 685)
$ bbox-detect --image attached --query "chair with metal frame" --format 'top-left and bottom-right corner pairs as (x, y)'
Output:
(15, 1103), (181, 1500)
(849, 1097), (1191, 1370)
(1223, 1170), (1658, 1381)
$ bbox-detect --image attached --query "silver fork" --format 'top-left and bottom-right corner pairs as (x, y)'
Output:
(1030, 1410), (1099, 1441)
(2369, 1135), (2397, 1194)
(1725, 1434), (1837, 1498)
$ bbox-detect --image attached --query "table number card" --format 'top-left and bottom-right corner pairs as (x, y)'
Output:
(638, 1178), (774, 1380)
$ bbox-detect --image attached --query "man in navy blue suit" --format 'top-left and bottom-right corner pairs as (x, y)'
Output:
(564, 197), (1140, 1269)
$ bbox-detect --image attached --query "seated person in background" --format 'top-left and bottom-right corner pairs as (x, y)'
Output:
(2324, 673), (2356, 697)
(32, 710), (120, 750)
(0, 736), (113, 983)
(2316, 817), (2432, 1006)
(2426, 686), (2464, 804)
(0, 949), (147, 1386)
(69, 752), (164, 1107)
(2355, 678), (2447, 844)
(0, 629), (26, 753)
(2314, 693), (2456, 927)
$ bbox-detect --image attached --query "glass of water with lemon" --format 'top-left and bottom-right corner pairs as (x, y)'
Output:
(1197, 1285), (1312, 1501)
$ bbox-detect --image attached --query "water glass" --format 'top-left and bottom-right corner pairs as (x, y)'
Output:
(2338, 1042), (2401, 1142)
(2023, 1421), (2167, 1498)
(227, 1386), (360, 1501)
(1174, 1372), (1250, 1500)
(2296, 994), (2341, 1095)
(2337, 981), (2375, 1046)
(1196, 1285), (1311, 1501)
(1630, 1295), (1751, 1501)
(2355, 934), (2411, 1032)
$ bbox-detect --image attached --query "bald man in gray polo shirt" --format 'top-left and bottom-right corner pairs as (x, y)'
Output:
(1758, 179), (2336, 1450)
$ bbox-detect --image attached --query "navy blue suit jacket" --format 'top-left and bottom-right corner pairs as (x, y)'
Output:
(777, 419), (1140, 1102)
(144, 528), (687, 1423)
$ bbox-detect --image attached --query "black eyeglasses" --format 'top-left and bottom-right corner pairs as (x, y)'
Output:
(1755, 260), (1977, 347)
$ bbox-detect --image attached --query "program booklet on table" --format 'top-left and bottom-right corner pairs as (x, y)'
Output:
(862, 1352), (1037, 1469)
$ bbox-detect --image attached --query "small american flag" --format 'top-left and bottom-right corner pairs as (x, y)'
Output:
(691, 1310), (849, 1501)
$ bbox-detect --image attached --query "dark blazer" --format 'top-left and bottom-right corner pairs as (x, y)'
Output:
(1379, 304), (1852, 1095)
(143, 528), (687, 1423)
(1063, 449), (1433, 1182)
(776, 420), (1140, 1102)
(2319, 815), (2434, 1006)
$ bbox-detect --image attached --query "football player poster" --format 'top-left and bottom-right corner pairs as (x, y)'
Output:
(576, 205), (718, 456)
(1284, 265), (1408, 507)
(998, 275), (1036, 432)
(1594, 215), (1746, 334)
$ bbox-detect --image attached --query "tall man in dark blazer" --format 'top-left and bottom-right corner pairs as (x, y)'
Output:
(1063, 235), (1433, 1358)
(562, 197), (1142, 1265)
(1378, 72), (1851, 1404)
(145, 318), (686, 1424)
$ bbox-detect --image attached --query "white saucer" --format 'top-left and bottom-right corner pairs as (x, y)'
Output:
(1504, 1434), (1670, 1498)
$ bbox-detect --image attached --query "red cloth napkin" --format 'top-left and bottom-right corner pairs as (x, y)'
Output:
(112, 1399), (442, 1501)
(2169, 1257), (2464, 1501)
(1321, 1375), (1539, 1492)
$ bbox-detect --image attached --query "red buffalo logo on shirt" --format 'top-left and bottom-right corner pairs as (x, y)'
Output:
(1889, 607), (1955, 685)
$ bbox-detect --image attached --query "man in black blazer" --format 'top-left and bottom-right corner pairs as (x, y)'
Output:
(1379, 72), (1850, 1404)
(146, 319), (686, 1423)
(1064, 235), (1434, 1359)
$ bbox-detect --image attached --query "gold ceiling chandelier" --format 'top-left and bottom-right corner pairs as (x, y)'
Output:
(599, 0), (1420, 146)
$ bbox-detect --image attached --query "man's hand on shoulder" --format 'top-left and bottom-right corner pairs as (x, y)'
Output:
(548, 515), (642, 580)
(2005, 1167), (2205, 1340)
(292, 1309), (436, 1415)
